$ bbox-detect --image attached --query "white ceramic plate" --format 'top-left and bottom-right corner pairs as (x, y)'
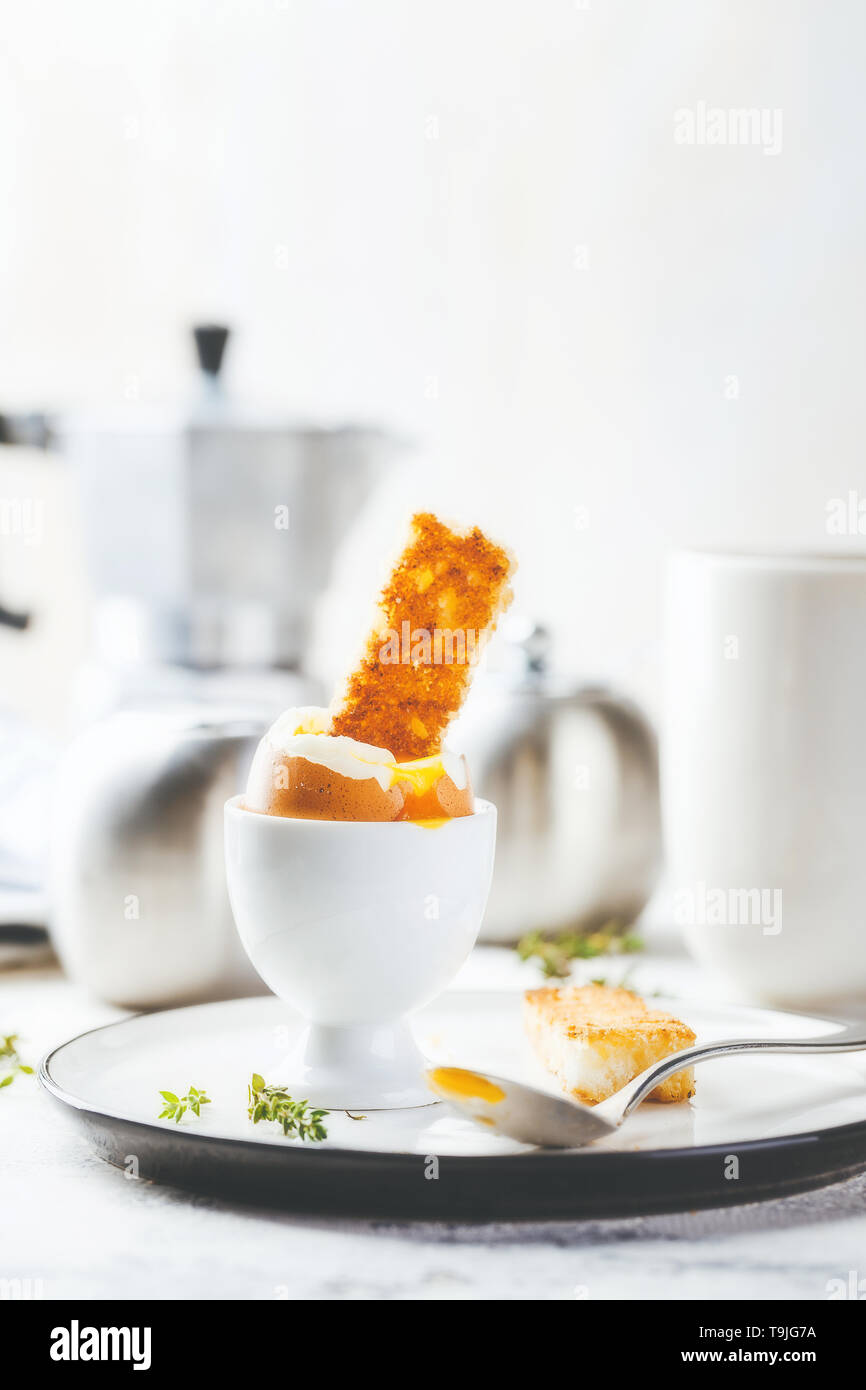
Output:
(40, 992), (866, 1219)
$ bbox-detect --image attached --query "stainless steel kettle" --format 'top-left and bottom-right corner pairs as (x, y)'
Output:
(455, 625), (662, 944)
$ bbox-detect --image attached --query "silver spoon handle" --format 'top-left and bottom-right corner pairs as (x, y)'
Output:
(610, 1018), (866, 1123)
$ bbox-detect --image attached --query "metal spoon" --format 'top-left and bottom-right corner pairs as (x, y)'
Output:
(426, 1016), (866, 1147)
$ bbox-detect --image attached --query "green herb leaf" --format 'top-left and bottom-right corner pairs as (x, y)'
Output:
(157, 1085), (211, 1124)
(0, 1033), (34, 1088)
(247, 1073), (328, 1143)
(517, 922), (644, 978)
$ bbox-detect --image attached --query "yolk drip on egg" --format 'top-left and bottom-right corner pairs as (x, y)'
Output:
(390, 755), (470, 820)
(389, 756), (443, 795)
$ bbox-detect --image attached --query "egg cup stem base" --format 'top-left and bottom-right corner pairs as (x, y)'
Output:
(278, 1019), (433, 1110)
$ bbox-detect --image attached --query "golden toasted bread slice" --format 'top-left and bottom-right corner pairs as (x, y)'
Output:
(524, 984), (696, 1105)
(329, 512), (515, 760)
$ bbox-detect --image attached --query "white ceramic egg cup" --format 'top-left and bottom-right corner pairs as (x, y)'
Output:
(224, 796), (496, 1108)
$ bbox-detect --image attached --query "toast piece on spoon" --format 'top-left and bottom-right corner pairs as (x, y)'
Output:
(524, 984), (697, 1105)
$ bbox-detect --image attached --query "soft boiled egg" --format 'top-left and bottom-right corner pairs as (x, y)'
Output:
(243, 706), (473, 822)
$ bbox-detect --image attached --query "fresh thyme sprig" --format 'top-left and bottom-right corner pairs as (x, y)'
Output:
(157, 1085), (211, 1123)
(517, 922), (644, 979)
(0, 1034), (34, 1089)
(248, 1073), (328, 1142)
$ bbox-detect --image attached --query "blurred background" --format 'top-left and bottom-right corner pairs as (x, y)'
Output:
(1, 0), (864, 1001)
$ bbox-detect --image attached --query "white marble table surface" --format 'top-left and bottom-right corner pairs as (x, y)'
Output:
(2, 943), (865, 1302)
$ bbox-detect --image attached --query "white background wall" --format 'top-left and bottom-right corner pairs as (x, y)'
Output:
(2, 0), (865, 720)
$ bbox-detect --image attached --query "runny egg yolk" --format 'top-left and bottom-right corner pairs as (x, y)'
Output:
(427, 1068), (506, 1104)
(389, 755), (447, 796)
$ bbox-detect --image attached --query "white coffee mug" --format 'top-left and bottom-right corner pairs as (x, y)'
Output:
(662, 551), (866, 1005)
